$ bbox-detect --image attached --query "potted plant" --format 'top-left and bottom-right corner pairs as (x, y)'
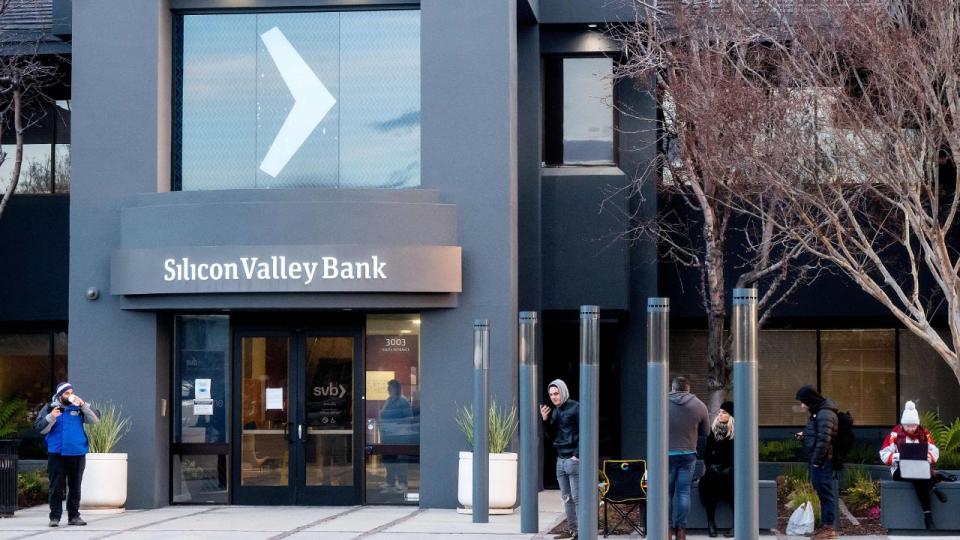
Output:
(80, 402), (131, 512)
(0, 397), (31, 517)
(454, 400), (519, 514)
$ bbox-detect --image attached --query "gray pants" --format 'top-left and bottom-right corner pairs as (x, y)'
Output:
(557, 456), (580, 532)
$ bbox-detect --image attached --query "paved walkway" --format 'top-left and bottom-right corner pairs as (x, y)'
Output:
(0, 492), (921, 539)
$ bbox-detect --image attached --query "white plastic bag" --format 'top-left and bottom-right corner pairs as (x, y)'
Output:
(786, 501), (816, 535)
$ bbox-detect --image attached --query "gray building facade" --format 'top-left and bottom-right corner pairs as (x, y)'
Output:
(62, 0), (653, 509)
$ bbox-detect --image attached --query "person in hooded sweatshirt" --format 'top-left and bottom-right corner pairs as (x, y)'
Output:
(668, 376), (709, 540)
(795, 385), (839, 540)
(541, 379), (579, 539)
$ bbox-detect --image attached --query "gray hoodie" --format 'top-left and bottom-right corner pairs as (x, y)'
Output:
(668, 391), (709, 453)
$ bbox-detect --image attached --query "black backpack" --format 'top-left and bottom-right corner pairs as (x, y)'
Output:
(832, 410), (855, 469)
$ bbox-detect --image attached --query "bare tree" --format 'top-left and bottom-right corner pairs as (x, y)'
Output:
(728, 0), (960, 388)
(0, 0), (60, 220)
(612, 2), (818, 412)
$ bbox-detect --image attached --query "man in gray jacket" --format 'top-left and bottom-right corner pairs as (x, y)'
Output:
(668, 376), (709, 540)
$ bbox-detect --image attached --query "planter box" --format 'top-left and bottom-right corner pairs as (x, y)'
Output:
(880, 473), (960, 531)
(80, 453), (127, 512)
(457, 451), (517, 515)
(682, 479), (777, 530)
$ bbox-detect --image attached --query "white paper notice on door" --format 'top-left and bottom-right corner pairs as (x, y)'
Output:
(266, 387), (284, 410)
(193, 398), (214, 416)
(195, 378), (212, 400)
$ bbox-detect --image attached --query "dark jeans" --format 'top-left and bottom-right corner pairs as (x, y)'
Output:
(669, 453), (697, 528)
(809, 461), (836, 527)
(48, 453), (86, 521)
(894, 468), (939, 512)
(699, 468), (734, 523)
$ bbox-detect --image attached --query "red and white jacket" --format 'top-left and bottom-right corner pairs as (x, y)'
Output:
(879, 424), (939, 475)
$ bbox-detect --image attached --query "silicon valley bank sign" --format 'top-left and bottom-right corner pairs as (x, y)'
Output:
(111, 245), (461, 295)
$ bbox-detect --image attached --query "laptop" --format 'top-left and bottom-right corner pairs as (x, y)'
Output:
(899, 442), (931, 479)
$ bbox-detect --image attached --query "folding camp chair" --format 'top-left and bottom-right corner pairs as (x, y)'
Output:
(599, 459), (647, 538)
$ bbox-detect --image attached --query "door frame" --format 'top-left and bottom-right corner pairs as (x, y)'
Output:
(231, 321), (364, 505)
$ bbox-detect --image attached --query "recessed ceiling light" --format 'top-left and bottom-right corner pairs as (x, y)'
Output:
(588, 24), (598, 28)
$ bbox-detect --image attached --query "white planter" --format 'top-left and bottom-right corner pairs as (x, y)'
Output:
(457, 451), (518, 515)
(80, 453), (127, 512)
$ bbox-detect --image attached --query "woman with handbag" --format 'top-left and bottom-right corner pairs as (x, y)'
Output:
(699, 401), (734, 537)
(879, 401), (947, 530)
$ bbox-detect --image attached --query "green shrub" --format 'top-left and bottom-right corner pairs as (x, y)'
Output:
(845, 441), (882, 465)
(0, 398), (32, 439)
(844, 474), (880, 513)
(783, 464), (810, 493)
(841, 465), (872, 493)
(938, 450), (960, 470)
(454, 400), (518, 454)
(759, 439), (801, 462)
(787, 481), (821, 526)
(17, 469), (48, 508)
(84, 402), (132, 453)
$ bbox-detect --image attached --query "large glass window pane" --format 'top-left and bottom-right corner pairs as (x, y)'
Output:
(0, 144), (52, 193)
(172, 454), (228, 504)
(562, 57), (614, 165)
(339, 11), (420, 188)
(175, 316), (230, 444)
(53, 144), (70, 193)
(821, 330), (896, 425)
(365, 314), (420, 504)
(668, 330), (710, 397)
(240, 336), (290, 486)
(759, 331), (817, 426)
(0, 334), (51, 413)
(899, 330), (960, 423)
(179, 11), (420, 190)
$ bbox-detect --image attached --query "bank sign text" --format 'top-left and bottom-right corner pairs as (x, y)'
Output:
(164, 255), (386, 285)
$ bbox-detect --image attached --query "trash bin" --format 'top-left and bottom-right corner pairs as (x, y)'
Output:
(0, 439), (17, 517)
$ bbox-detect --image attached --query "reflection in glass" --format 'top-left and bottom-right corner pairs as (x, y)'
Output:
(0, 334), (52, 413)
(758, 331), (817, 426)
(240, 336), (290, 486)
(175, 316), (230, 444)
(173, 454), (228, 503)
(821, 330), (896, 425)
(179, 11), (421, 190)
(0, 144), (52, 193)
(365, 314), (420, 504)
(304, 336), (354, 486)
(899, 330), (960, 423)
(562, 57), (614, 164)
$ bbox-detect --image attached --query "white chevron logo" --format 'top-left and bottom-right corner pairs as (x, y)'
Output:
(259, 27), (336, 178)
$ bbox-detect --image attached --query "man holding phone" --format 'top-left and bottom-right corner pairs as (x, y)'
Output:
(541, 379), (579, 539)
(34, 382), (100, 527)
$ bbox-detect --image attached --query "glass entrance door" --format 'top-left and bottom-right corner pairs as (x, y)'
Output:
(233, 329), (361, 505)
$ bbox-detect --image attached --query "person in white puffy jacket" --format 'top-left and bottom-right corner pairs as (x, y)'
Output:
(879, 401), (946, 530)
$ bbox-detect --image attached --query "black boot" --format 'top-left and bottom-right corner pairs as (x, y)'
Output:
(707, 520), (718, 537)
(924, 511), (935, 530)
(933, 486), (949, 503)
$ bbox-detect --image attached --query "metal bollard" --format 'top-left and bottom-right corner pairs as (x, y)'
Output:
(578, 305), (600, 540)
(473, 319), (490, 523)
(519, 311), (539, 533)
(646, 298), (670, 539)
(733, 288), (759, 540)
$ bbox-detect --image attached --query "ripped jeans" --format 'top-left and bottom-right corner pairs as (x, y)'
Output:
(557, 456), (580, 532)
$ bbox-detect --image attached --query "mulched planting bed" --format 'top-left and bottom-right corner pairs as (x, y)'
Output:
(775, 475), (887, 536)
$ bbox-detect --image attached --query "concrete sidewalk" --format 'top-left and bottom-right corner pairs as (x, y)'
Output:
(0, 491), (914, 539)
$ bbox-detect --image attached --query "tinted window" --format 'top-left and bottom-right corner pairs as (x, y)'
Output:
(178, 11), (420, 190)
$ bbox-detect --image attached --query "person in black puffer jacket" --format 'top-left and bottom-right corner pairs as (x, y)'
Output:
(699, 401), (734, 538)
(795, 385), (839, 540)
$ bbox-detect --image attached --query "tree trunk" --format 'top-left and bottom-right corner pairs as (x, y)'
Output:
(0, 88), (23, 221)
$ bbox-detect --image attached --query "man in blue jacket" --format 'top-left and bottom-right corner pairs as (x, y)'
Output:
(34, 382), (99, 527)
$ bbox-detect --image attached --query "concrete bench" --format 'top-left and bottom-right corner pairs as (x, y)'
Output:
(680, 479), (777, 530)
(880, 479), (960, 531)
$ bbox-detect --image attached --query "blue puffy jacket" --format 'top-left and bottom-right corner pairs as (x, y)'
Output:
(34, 402), (99, 456)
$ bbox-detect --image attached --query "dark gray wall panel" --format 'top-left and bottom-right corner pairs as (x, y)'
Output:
(0, 196), (69, 322)
(518, 23), (542, 312)
(70, 0), (172, 509)
(119, 190), (457, 249)
(539, 0), (637, 24)
(541, 167), (629, 310)
(420, 0), (518, 508)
